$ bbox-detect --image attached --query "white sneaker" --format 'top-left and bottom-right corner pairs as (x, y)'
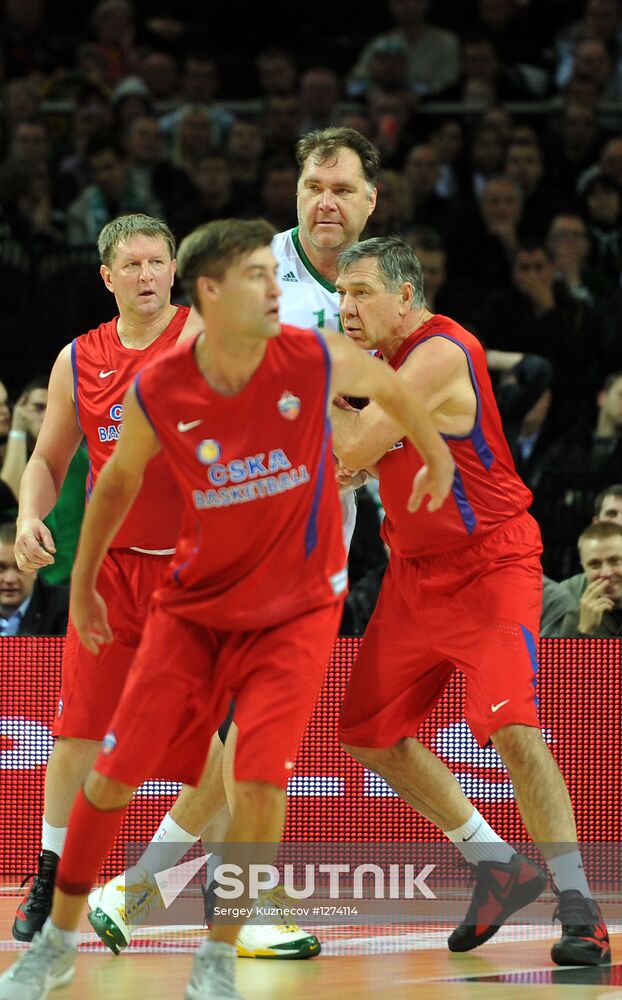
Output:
(236, 887), (321, 959)
(0, 920), (75, 999)
(87, 867), (161, 954)
(185, 940), (244, 1000)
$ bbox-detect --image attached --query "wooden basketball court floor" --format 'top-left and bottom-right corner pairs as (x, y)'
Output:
(1, 890), (620, 999)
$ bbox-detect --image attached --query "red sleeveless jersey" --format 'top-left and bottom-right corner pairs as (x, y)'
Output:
(72, 306), (189, 550)
(134, 326), (347, 629)
(379, 314), (534, 557)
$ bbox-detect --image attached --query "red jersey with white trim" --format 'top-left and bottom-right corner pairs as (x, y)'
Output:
(379, 314), (534, 558)
(72, 306), (189, 549)
(134, 326), (347, 629)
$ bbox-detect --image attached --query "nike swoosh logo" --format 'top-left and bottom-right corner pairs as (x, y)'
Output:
(491, 699), (510, 713)
(99, 369), (117, 378)
(177, 419), (202, 432)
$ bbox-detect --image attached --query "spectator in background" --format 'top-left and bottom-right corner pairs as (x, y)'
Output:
(0, 521), (68, 636)
(0, 375), (90, 583)
(504, 138), (569, 239)
(546, 212), (611, 305)
(7, 117), (53, 174)
(66, 135), (152, 247)
(486, 350), (554, 488)
(456, 122), (506, 200)
(0, 375), (48, 508)
(347, 0), (461, 98)
(76, 0), (141, 88)
(401, 142), (457, 235)
(363, 85), (419, 169)
(261, 92), (302, 161)
(138, 50), (180, 106)
(476, 239), (605, 441)
(169, 104), (218, 177)
(579, 173), (622, 289)
(0, 77), (42, 134)
(174, 150), (240, 239)
(225, 116), (266, 216)
(298, 66), (342, 134)
(346, 36), (413, 102)
(159, 53), (234, 148)
(427, 117), (465, 198)
(256, 157), (298, 232)
(544, 101), (605, 205)
(0, 380), (17, 519)
(537, 370), (622, 476)
(577, 134), (622, 194)
(554, 0), (622, 92)
(110, 76), (153, 131)
(404, 224), (475, 324)
(557, 521), (622, 637)
(541, 485), (622, 635)
(121, 114), (197, 232)
(362, 169), (409, 238)
(440, 33), (534, 104)
(254, 45), (298, 99)
(447, 174), (524, 312)
(55, 95), (116, 208)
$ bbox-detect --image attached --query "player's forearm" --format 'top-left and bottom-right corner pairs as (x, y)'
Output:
(330, 407), (372, 468)
(72, 460), (143, 586)
(17, 456), (66, 524)
(375, 379), (451, 476)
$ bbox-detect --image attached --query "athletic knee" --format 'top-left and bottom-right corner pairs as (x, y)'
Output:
(492, 723), (545, 762)
(233, 780), (284, 817)
(341, 741), (401, 772)
(83, 770), (135, 810)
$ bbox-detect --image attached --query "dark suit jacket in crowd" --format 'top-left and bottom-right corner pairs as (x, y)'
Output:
(18, 577), (69, 637)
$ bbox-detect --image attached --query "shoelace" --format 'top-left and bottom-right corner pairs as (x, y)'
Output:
(259, 888), (301, 934)
(552, 895), (598, 933)
(114, 876), (160, 924)
(18, 867), (56, 914)
(11, 930), (69, 983)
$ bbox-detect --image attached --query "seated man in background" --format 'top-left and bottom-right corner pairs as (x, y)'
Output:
(558, 521), (622, 638)
(541, 484), (622, 636)
(0, 522), (68, 636)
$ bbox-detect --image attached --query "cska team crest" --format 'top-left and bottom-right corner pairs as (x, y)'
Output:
(277, 390), (301, 421)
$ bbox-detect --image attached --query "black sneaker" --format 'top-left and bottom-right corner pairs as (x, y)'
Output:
(12, 850), (59, 942)
(448, 853), (547, 952)
(551, 890), (611, 966)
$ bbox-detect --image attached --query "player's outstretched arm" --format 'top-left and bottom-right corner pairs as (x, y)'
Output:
(70, 384), (160, 653)
(325, 331), (454, 512)
(16, 345), (84, 570)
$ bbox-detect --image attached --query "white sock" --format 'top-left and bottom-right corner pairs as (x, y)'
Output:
(41, 818), (67, 858)
(547, 850), (592, 897)
(139, 812), (198, 875)
(46, 918), (79, 949)
(445, 808), (515, 866)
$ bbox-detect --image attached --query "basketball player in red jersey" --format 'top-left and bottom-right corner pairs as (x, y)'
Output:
(10, 214), (204, 941)
(331, 235), (610, 968)
(0, 218), (453, 1000)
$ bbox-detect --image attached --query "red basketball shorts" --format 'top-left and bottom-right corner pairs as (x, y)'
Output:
(340, 512), (543, 749)
(54, 549), (172, 740)
(94, 599), (343, 790)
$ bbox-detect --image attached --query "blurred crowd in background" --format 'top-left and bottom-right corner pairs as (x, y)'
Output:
(2, 0), (622, 637)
